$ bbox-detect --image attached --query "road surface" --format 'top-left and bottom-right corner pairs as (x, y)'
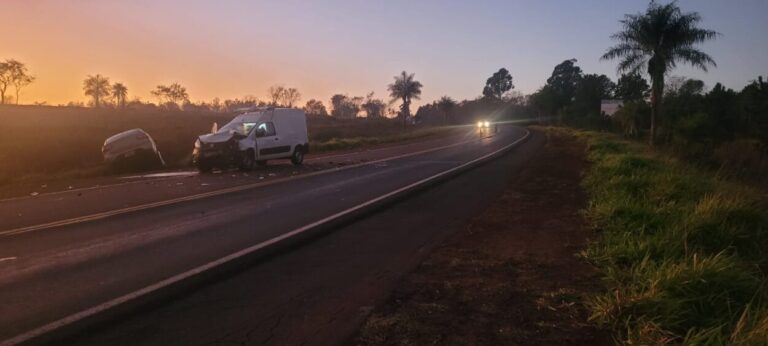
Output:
(0, 125), (534, 345)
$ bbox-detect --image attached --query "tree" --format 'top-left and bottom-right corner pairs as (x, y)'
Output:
(679, 79), (705, 96)
(361, 92), (386, 118)
(0, 61), (10, 104)
(615, 73), (650, 102)
(83, 74), (111, 108)
(330, 94), (362, 119)
(546, 59), (583, 115)
(112, 83), (128, 108)
(266, 85), (301, 107)
(436, 96), (457, 124)
(571, 74), (615, 120)
(602, 1), (718, 145)
(529, 85), (560, 123)
(151, 83), (189, 108)
(282, 87), (301, 107)
(387, 71), (423, 128)
(5, 60), (35, 105)
(0, 59), (35, 105)
(738, 76), (768, 141)
(703, 82), (738, 140)
(267, 85), (286, 106)
(303, 99), (328, 117)
(482, 68), (514, 100)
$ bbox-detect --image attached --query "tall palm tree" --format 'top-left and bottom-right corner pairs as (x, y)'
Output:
(436, 96), (456, 124)
(83, 74), (111, 108)
(601, 2), (718, 145)
(387, 71), (423, 128)
(112, 82), (128, 108)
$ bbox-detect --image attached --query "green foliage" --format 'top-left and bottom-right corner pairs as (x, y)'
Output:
(546, 59), (583, 111)
(482, 68), (514, 100)
(574, 130), (768, 344)
(615, 73), (650, 102)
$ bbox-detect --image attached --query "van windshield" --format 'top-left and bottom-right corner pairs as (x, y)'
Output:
(218, 121), (257, 136)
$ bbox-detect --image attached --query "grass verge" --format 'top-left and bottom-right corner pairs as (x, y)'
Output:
(552, 127), (768, 344)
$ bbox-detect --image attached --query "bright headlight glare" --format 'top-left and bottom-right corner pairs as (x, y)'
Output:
(484, 121), (490, 127)
(477, 121), (483, 128)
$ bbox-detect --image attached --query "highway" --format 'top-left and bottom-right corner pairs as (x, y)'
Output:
(0, 125), (533, 345)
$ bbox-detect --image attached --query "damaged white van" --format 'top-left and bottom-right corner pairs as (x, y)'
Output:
(193, 108), (309, 172)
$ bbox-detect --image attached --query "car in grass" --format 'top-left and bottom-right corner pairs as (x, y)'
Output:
(102, 128), (165, 171)
(193, 107), (309, 172)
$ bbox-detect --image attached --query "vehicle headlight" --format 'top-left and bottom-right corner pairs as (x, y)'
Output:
(484, 121), (490, 127)
(194, 139), (201, 149)
(477, 121), (483, 128)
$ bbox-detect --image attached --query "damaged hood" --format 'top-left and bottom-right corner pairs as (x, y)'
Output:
(198, 131), (236, 144)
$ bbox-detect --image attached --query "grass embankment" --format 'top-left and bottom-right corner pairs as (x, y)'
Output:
(311, 126), (458, 153)
(0, 105), (456, 185)
(569, 128), (768, 344)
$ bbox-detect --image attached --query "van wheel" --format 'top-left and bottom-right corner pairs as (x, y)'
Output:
(291, 147), (304, 166)
(239, 150), (255, 171)
(198, 162), (212, 173)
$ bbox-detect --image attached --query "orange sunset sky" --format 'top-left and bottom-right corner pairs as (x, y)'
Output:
(2, 1), (766, 106)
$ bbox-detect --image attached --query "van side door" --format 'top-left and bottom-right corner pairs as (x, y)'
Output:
(255, 122), (290, 159)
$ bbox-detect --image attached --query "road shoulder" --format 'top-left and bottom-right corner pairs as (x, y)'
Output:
(350, 128), (611, 345)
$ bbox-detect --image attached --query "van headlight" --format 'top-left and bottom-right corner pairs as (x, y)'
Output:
(477, 121), (484, 128)
(484, 121), (490, 127)
(194, 139), (201, 149)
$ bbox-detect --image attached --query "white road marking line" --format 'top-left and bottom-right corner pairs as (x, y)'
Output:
(0, 129), (528, 346)
(0, 257), (17, 263)
(0, 133), (496, 237)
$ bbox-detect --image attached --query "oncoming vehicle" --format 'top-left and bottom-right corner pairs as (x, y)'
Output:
(477, 119), (499, 134)
(193, 108), (309, 172)
(102, 128), (165, 170)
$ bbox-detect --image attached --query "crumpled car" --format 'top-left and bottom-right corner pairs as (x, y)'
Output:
(102, 128), (165, 171)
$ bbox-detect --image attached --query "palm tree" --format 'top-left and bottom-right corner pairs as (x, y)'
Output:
(83, 74), (111, 108)
(387, 71), (423, 128)
(112, 83), (128, 108)
(436, 96), (456, 124)
(601, 2), (718, 145)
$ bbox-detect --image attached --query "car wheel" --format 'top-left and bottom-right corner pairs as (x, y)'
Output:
(239, 150), (255, 171)
(291, 147), (304, 166)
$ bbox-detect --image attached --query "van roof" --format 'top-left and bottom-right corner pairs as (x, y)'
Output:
(235, 108), (304, 123)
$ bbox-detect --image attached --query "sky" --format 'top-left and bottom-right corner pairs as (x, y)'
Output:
(2, 0), (767, 107)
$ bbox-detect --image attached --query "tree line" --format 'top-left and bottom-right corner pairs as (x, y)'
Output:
(525, 1), (767, 168)
(4, 62), (428, 126)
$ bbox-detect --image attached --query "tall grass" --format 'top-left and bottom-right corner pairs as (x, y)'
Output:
(568, 128), (768, 344)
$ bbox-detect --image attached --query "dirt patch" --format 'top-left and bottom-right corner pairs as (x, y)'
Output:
(349, 129), (610, 345)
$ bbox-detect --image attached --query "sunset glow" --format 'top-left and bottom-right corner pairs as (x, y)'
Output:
(2, 0), (767, 106)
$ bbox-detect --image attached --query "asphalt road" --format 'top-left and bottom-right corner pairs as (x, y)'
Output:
(0, 125), (532, 344)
